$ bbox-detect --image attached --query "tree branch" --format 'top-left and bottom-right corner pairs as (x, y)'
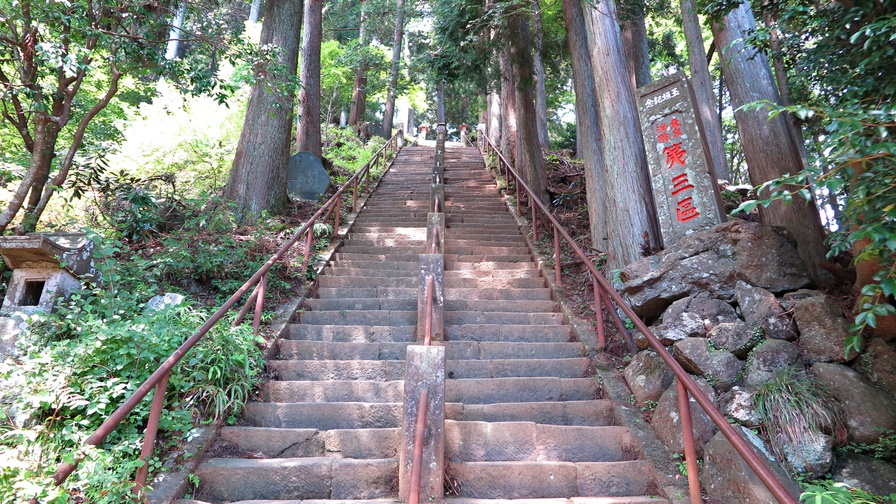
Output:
(0, 65), (35, 152)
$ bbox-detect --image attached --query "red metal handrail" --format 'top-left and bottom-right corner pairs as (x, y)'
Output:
(51, 131), (404, 493)
(477, 130), (797, 504)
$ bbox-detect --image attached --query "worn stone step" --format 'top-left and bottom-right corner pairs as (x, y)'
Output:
(277, 340), (584, 361)
(267, 359), (403, 381)
(447, 377), (598, 404)
(305, 298), (417, 312)
(263, 380), (404, 403)
(444, 311), (564, 326)
(332, 260), (537, 271)
(445, 422), (633, 463)
(215, 426), (399, 459)
(448, 460), (653, 499)
(446, 400), (614, 426)
(299, 309), (417, 326)
(314, 287), (552, 301)
(317, 276), (546, 290)
(244, 402), (401, 429)
(321, 268), (416, 278)
(286, 324), (416, 342)
(194, 457), (397, 501)
(267, 358), (588, 381)
(332, 253), (535, 263)
(447, 324), (572, 343)
(440, 497), (670, 504)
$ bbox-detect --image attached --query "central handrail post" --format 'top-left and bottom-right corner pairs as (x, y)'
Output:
(676, 379), (703, 503)
(427, 212), (445, 255)
(400, 346), (446, 502)
(417, 254), (444, 343)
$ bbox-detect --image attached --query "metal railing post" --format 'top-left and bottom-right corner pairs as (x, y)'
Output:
(134, 371), (170, 494)
(676, 379), (702, 504)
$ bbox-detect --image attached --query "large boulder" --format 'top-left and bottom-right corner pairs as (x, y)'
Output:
(809, 363), (896, 444)
(793, 295), (857, 363)
(620, 220), (810, 321)
(735, 281), (796, 341)
(720, 386), (761, 427)
(623, 350), (675, 405)
(672, 337), (744, 392)
(709, 321), (763, 359)
(662, 292), (741, 332)
(854, 338), (896, 396)
(831, 453), (896, 497)
(652, 377), (718, 457)
(702, 428), (802, 504)
(742, 340), (802, 387)
(779, 429), (833, 478)
(634, 311), (705, 350)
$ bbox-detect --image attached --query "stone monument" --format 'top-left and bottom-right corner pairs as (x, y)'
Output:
(638, 72), (725, 247)
(287, 152), (332, 201)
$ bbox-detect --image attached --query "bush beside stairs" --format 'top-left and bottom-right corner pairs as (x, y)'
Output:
(177, 145), (670, 504)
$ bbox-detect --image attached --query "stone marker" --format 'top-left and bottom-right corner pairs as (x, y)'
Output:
(287, 152), (331, 201)
(638, 72), (725, 247)
(400, 345), (446, 501)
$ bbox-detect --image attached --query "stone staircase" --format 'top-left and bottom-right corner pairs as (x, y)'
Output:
(180, 145), (668, 504)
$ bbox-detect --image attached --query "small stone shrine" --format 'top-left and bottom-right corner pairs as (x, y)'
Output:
(638, 72), (725, 247)
(0, 233), (97, 316)
(287, 152), (332, 201)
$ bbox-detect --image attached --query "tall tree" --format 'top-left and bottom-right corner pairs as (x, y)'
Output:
(297, 0), (323, 157)
(582, 0), (659, 270)
(680, 0), (729, 180)
(382, 0), (406, 137)
(224, 0), (301, 219)
(711, 0), (829, 283)
(508, 5), (548, 203)
(498, 45), (518, 167)
(0, 0), (229, 234)
(619, 1), (652, 88)
(249, 0), (262, 22)
(561, 0), (608, 252)
(531, 0), (550, 149)
(348, 0), (369, 126)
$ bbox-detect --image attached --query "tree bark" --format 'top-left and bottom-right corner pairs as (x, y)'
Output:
(487, 85), (501, 140)
(562, 0), (608, 252)
(680, 0), (730, 180)
(297, 0), (323, 157)
(712, 0), (830, 283)
(583, 0), (659, 270)
(498, 46), (517, 167)
(620, 3), (652, 88)
(225, 0), (301, 220)
(165, 3), (187, 60)
(348, 1), (368, 127)
(249, 0), (262, 23)
(508, 8), (548, 203)
(437, 79), (446, 123)
(532, 0), (550, 149)
(382, 0), (405, 138)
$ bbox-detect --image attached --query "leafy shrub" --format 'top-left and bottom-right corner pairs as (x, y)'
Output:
(799, 480), (895, 504)
(0, 234), (264, 503)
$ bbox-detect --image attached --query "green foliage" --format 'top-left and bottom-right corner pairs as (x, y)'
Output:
(844, 430), (896, 463)
(799, 480), (896, 504)
(729, 1), (896, 353)
(752, 366), (846, 475)
(0, 236), (264, 502)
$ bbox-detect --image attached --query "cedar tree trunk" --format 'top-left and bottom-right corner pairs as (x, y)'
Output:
(297, 0), (323, 157)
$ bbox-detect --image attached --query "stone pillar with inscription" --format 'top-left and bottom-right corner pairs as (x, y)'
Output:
(638, 73), (725, 247)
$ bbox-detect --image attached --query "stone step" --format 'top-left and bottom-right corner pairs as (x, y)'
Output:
(446, 324), (572, 343)
(193, 457), (397, 501)
(305, 299), (558, 314)
(315, 287), (552, 301)
(444, 422), (634, 463)
(277, 340), (584, 361)
(286, 324), (416, 342)
(266, 358), (589, 381)
(322, 267), (542, 280)
(263, 380), (404, 403)
(331, 253), (535, 263)
(332, 260), (538, 271)
(448, 460), (653, 499)
(448, 400), (614, 426)
(243, 402), (401, 429)
(298, 310), (564, 327)
(215, 426), (399, 459)
(447, 377), (599, 404)
(436, 497), (670, 504)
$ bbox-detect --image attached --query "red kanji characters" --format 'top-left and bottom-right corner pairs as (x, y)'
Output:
(670, 118), (682, 138)
(663, 142), (687, 169)
(656, 122), (670, 143)
(671, 172), (694, 196)
(676, 197), (700, 222)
